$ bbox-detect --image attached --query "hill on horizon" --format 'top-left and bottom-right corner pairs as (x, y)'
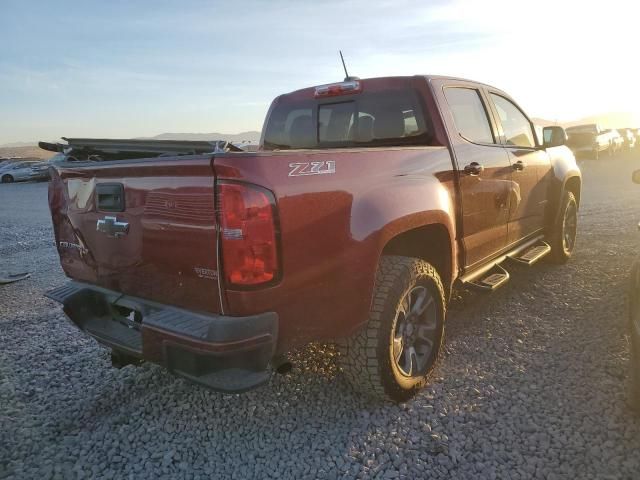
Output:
(139, 131), (261, 143)
(0, 131), (262, 159)
(0, 145), (55, 160)
(0, 131), (262, 149)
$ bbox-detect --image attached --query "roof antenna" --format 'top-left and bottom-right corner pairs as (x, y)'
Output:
(339, 50), (359, 82)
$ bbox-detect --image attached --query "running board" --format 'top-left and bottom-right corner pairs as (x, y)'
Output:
(466, 263), (510, 291)
(506, 241), (551, 266)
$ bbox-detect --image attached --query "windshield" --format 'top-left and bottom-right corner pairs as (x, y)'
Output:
(263, 86), (430, 150)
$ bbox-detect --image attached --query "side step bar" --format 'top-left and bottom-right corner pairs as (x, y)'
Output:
(506, 241), (551, 266)
(460, 235), (551, 293)
(466, 263), (510, 291)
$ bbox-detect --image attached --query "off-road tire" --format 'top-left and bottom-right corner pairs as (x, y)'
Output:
(1, 175), (14, 183)
(338, 256), (446, 402)
(548, 191), (578, 264)
(629, 262), (640, 412)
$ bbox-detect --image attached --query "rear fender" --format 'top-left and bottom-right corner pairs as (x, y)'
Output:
(351, 174), (457, 302)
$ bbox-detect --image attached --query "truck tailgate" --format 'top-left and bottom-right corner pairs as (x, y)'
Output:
(48, 155), (223, 314)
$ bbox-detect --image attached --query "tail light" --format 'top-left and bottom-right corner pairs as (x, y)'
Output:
(217, 182), (279, 287)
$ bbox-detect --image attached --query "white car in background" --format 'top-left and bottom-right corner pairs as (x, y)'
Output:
(609, 129), (624, 153)
(0, 161), (41, 183)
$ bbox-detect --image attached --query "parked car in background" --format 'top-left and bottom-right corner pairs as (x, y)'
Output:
(0, 160), (41, 183)
(566, 124), (610, 159)
(618, 128), (637, 150)
(610, 129), (625, 153)
(44, 74), (581, 402)
(29, 162), (51, 181)
(629, 169), (640, 412)
(602, 130), (615, 153)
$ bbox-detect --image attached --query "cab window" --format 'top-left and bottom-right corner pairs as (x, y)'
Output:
(490, 94), (536, 148)
(263, 87), (430, 150)
(443, 87), (495, 144)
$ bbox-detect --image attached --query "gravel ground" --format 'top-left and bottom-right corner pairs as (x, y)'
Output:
(2, 153), (640, 480)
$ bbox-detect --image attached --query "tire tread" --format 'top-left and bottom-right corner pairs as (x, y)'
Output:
(338, 255), (445, 402)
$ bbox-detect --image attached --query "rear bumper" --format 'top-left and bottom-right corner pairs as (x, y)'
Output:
(46, 281), (278, 393)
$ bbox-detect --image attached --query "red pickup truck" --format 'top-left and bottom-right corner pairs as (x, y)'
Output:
(44, 75), (581, 402)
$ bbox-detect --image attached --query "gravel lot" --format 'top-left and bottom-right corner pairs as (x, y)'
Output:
(2, 153), (640, 480)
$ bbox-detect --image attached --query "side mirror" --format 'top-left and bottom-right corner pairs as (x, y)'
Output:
(633, 170), (640, 184)
(543, 126), (567, 148)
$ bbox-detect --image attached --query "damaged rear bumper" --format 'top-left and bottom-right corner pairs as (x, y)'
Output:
(46, 281), (278, 393)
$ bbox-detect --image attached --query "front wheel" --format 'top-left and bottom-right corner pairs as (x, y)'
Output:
(1, 175), (14, 183)
(338, 256), (446, 402)
(548, 190), (578, 264)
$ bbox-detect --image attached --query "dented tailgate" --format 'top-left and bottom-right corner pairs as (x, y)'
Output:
(48, 155), (223, 314)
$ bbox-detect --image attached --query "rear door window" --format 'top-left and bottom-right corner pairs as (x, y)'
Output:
(443, 87), (495, 144)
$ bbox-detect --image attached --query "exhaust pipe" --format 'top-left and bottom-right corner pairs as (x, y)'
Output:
(272, 354), (293, 374)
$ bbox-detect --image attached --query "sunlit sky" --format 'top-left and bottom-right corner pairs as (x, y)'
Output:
(1, 0), (638, 144)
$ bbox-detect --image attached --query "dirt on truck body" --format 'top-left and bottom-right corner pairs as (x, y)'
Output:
(44, 75), (581, 401)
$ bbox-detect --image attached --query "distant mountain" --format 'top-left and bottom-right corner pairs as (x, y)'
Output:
(0, 141), (38, 148)
(0, 145), (55, 160)
(0, 131), (262, 150)
(140, 131), (261, 143)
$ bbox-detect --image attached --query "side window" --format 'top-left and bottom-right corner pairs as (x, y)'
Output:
(443, 87), (495, 144)
(490, 94), (536, 148)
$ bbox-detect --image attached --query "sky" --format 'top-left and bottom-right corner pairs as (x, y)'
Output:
(0, 0), (638, 144)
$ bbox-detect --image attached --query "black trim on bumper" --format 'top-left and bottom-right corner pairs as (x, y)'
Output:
(46, 281), (278, 393)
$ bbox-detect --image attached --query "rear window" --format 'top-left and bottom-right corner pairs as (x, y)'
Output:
(263, 87), (430, 150)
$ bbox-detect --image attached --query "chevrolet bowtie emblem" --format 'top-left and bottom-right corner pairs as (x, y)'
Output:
(96, 216), (129, 238)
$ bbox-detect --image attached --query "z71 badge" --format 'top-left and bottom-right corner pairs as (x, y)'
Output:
(288, 161), (335, 177)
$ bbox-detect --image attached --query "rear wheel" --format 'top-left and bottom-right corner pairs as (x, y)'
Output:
(338, 256), (446, 402)
(548, 190), (578, 264)
(1, 175), (14, 183)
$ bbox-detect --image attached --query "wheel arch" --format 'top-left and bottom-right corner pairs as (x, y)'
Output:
(564, 175), (581, 207)
(380, 223), (454, 300)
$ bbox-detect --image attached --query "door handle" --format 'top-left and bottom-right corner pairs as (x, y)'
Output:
(513, 160), (526, 171)
(463, 162), (484, 176)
